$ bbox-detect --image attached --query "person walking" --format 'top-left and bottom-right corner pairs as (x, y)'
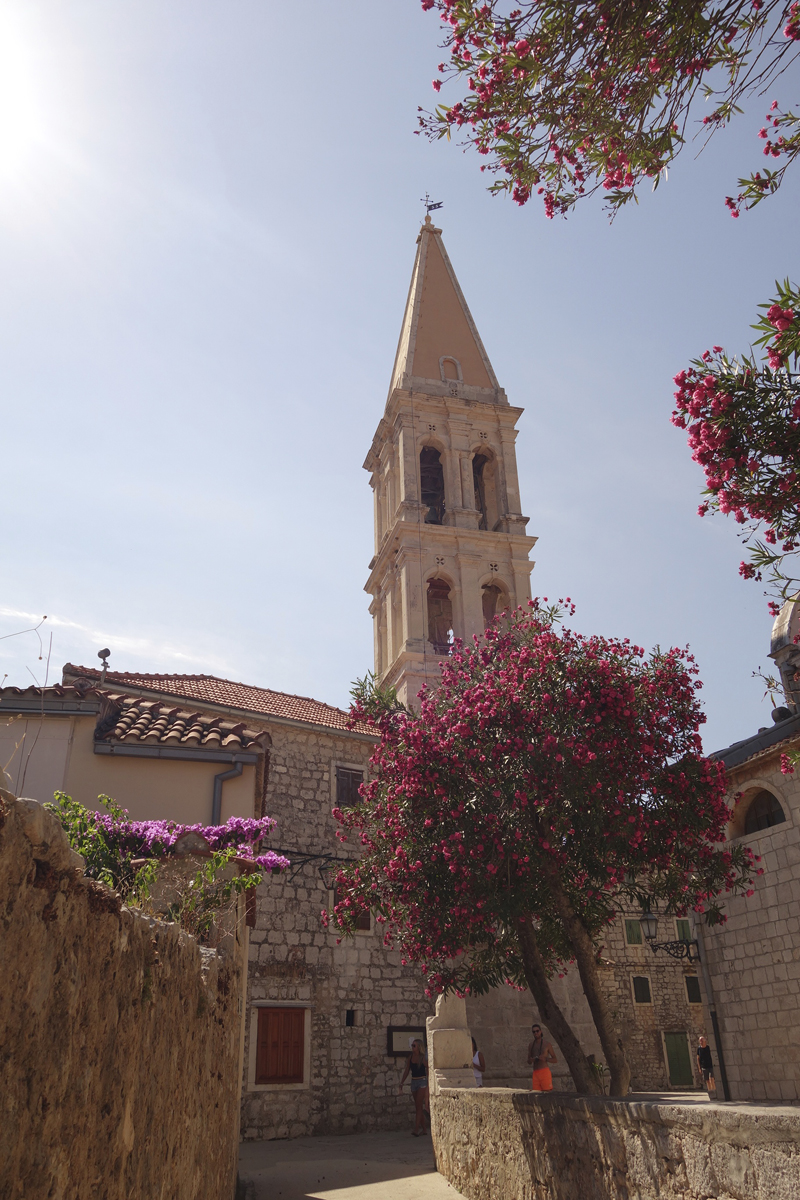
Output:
(527, 1023), (557, 1092)
(471, 1038), (485, 1087)
(697, 1036), (716, 1097)
(399, 1038), (429, 1135)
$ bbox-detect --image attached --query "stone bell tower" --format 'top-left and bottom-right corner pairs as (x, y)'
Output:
(363, 216), (537, 708)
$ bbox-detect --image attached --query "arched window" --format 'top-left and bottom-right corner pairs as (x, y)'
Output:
(744, 790), (786, 835)
(473, 454), (489, 531)
(427, 578), (453, 655)
(420, 447), (445, 525)
(482, 583), (506, 628)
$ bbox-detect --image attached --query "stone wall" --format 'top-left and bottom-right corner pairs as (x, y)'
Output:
(702, 753), (800, 1102)
(0, 790), (243, 1200)
(241, 722), (433, 1140)
(431, 1087), (800, 1200)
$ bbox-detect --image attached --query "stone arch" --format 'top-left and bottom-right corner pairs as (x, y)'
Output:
(471, 446), (500, 531)
(729, 781), (790, 839)
(420, 445), (446, 525)
(479, 576), (511, 629)
(425, 575), (455, 655)
(439, 356), (463, 383)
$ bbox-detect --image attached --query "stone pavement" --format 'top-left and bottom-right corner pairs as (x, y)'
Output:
(238, 1131), (459, 1200)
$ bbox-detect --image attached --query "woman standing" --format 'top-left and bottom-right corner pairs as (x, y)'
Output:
(399, 1038), (429, 1135)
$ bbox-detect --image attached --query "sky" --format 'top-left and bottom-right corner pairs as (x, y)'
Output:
(0, 1), (798, 754)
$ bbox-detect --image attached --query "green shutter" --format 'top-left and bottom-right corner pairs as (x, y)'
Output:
(676, 919), (692, 942)
(625, 919), (643, 945)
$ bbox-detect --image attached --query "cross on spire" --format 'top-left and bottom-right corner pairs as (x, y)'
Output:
(420, 192), (443, 216)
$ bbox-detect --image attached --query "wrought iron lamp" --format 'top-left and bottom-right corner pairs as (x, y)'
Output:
(640, 909), (699, 962)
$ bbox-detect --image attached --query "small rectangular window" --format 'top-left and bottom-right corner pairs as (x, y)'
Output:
(685, 976), (702, 1005)
(632, 976), (652, 1004)
(625, 919), (643, 945)
(676, 918), (692, 942)
(333, 885), (371, 932)
(345, 1009), (355, 1027)
(336, 767), (363, 809)
(255, 1008), (305, 1085)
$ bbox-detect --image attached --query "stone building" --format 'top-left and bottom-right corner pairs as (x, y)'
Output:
(0, 666), (433, 1138)
(364, 213), (537, 707)
(701, 596), (800, 1102)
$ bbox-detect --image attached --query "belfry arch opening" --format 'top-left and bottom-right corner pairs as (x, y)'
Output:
(420, 446), (445, 525)
(472, 451), (499, 531)
(482, 583), (508, 629)
(427, 577), (453, 655)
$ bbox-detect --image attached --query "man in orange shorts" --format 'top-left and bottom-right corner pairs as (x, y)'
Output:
(527, 1022), (557, 1091)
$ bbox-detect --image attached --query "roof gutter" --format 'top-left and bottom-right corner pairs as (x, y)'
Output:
(94, 744), (260, 766)
(212, 762), (243, 825)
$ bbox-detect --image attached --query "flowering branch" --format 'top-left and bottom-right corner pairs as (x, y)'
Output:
(672, 280), (800, 606)
(418, 0), (800, 217)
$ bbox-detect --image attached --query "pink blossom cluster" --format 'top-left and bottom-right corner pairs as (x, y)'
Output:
(90, 810), (289, 872)
(418, 0), (783, 220)
(328, 601), (755, 995)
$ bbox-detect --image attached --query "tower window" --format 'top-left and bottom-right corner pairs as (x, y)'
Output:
(744, 790), (786, 835)
(473, 454), (489, 530)
(420, 447), (445, 525)
(481, 583), (505, 629)
(427, 577), (453, 656)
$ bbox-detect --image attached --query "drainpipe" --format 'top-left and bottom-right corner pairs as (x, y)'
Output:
(693, 920), (731, 1101)
(212, 760), (243, 825)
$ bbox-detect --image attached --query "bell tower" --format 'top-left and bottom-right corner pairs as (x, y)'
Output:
(364, 217), (537, 708)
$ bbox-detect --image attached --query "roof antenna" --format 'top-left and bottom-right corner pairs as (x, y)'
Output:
(98, 648), (111, 685)
(421, 192), (443, 218)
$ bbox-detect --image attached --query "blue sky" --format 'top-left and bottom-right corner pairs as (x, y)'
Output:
(1, 1), (797, 753)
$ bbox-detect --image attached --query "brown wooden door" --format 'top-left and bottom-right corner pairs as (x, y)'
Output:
(255, 1008), (305, 1084)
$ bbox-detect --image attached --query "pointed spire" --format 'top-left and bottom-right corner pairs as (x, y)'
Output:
(389, 217), (505, 404)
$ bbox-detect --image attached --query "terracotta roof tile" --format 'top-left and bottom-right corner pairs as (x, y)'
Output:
(63, 665), (371, 736)
(95, 693), (267, 753)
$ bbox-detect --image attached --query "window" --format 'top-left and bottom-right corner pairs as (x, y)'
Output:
(624, 919), (643, 946)
(334, 886), (371, 932)
(744, 789), (786, 835)
(336, 766), (363, 809)
(482, 583), (506, 629)
(473, 454), (489, 530)
(685, 976), (702, 1005)
(427, 578), (453, 655)
(420, 446), (445, 525)
(345, 1009), (356, 1027)
(675, 918), (692, 942)
(255, 1008), (305, 1085)
(632, 976), (652, 1004)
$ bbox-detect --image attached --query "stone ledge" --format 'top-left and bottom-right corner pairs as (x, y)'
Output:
(432, 1087), (800, 1200)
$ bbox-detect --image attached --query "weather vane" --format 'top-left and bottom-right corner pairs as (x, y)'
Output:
(421, 193), (443, 216)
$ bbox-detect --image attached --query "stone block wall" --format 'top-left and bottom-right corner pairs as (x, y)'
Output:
(702, 755), (800, 1102)
(241, 724), (433, 1140)
(0, 791), (243, 1200)
(432, 1087), (800, 1200)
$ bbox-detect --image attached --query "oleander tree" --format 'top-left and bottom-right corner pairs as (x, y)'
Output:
(417, 1), (800, 603)
(328, 601), (758, 1096)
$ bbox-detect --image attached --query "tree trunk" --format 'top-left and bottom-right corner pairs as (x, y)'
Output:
(540, 863), (632, 1096)
(516, 917), (601, 1095)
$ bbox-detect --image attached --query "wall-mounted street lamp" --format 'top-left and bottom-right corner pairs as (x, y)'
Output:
(640, 909), (699, 962)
